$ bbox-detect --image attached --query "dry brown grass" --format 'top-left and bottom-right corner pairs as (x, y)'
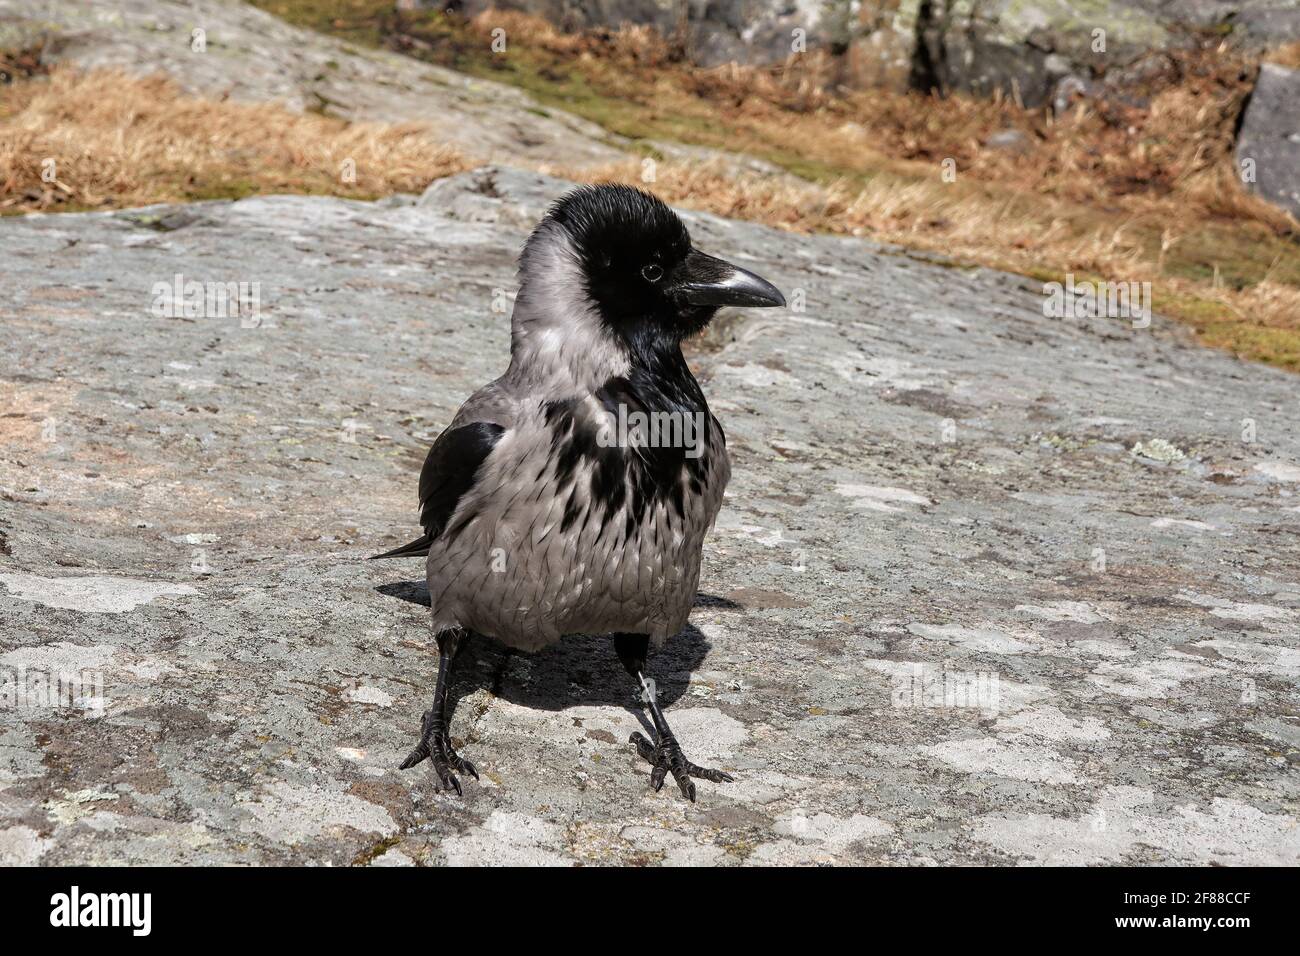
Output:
(0, 68), (470, 211)
(1266, 41), (1300, 69)
(477, 12), (1289, 232)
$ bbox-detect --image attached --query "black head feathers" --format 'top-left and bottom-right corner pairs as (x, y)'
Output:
(521, 182), (784, 347)
(539, 183), (691, 272)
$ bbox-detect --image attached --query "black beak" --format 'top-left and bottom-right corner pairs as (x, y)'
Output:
(671, 249), (786, 309)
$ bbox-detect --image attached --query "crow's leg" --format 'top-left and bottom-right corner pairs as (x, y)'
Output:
(400, 626), (478, 796)
(614, 632), (734, 802)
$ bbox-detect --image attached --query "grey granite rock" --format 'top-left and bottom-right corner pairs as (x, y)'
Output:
(1, 166), (1298, 865)
(1237, 63), (1300, 219)
(460, 0), (818, 67)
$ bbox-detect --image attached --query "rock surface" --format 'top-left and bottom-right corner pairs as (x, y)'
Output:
(2, 166), (1298, 865)
(0, 0), (629, 168)
(1237, 62), (1300, 218)
(883, 0), (1300, 105)
(904, 0), (1172, 104)
(460, 0), (819, 67)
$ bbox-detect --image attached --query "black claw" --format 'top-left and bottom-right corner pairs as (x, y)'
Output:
(629, 729), (733, 801)
(400, 714), (477, 796)
(398, 746), (427, 770)
(677, 775), (696, 802)
(688, 764), (733, 784)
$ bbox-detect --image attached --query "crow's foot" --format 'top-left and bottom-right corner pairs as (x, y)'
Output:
(629, 730), (733, 802)
(399, 709), (478, 796)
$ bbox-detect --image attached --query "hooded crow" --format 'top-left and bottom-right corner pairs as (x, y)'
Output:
(373, 183), (785, 801)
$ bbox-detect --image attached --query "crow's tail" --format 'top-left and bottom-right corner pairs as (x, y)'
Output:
(369, 532), (433, 560)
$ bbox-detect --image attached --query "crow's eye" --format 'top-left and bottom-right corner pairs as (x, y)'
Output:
(641, 263), (664, 282)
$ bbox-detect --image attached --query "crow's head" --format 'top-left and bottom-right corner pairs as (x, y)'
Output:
(519, 183), (785, 351)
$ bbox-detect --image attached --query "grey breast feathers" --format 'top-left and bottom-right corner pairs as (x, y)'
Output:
(420, 383), (729, 650)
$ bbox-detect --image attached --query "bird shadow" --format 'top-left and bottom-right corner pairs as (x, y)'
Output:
(375, 580), (721, 730)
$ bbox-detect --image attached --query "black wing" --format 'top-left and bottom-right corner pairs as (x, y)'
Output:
(370, 421), (505, 559)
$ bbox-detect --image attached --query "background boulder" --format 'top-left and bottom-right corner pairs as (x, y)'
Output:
(1237, 62), (1300, 218)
